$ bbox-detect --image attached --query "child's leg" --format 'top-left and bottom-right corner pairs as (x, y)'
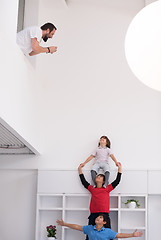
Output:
(91, 162), (99, 185)
(91, 170), (97, 185)
(104, 171), (110, 187)
(101, 162), (110, 187)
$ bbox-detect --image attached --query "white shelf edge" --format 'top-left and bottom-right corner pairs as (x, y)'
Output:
(39, 208), (63, 211)
(110, 208), (119, 211)
(64, 193), (90, 197)
(120, 227), (146, 230)
(38, 193), (64, 196)
(39, 207), (119, 211)
(120, 208), (146, 211)
(65, 208), (89, 211)
(37, 193), (90, 196)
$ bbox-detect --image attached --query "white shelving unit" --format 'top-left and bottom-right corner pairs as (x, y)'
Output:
(36, 193), (90, 240)
(119, 194), (147, 240)
(35, 193), (147, 240)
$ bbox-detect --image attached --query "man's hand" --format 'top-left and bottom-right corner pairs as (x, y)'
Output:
(49, 46), (57, 54)
(56, 219), (65, 226)
(133, 229), (143, 237)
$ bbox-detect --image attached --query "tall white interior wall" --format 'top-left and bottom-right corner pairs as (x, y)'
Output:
(0, 0), (161, 240)
(0, 170), (37, 240)
(4, 0), (160, 170)
(0, 0), (40, 152)
(1, 0), (161, 170)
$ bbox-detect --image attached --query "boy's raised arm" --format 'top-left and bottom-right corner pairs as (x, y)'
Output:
(78, 165), (90, 189)
(111, 162), (122, 189)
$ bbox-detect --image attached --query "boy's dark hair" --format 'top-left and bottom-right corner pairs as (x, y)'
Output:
(41, 22), (57, 32)
(98, 136), (111, 148)
(97, 174), (105, 185)
(97, 213), (110, 227)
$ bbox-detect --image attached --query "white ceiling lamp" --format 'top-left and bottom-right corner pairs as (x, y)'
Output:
(125, 0), (161, 91)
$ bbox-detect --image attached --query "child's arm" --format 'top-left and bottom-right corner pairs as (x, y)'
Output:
(57, 219), (83, 232)
(116, 229), (143, 238)
(80, 155), (94, 167)
(110, 154), (119, 166)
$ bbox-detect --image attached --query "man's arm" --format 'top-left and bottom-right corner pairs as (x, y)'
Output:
(116, 229), (143, 238)
(78, 165), (90, 189)
(56, 219), (83, 232)
(111, 162), (122, 189)
(29, 38), (57, 56)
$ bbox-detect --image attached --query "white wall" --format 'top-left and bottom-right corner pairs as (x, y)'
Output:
(1, 0), (161, 170)
(0, 1), (161, 240)
(148, 195), (161, 239)
(0, 0), (40, 153)
(2, 0), (160, 170)
(0, 170), (37, 240)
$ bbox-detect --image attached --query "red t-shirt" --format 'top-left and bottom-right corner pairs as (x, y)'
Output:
(88, 184), (113, 213)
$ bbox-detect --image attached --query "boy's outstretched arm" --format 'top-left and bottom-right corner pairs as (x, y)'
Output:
(111, 162), (122, 189)
(57, 219), (83, 232)
(116, 229), (143, 238)
(78, 165), (90, 189)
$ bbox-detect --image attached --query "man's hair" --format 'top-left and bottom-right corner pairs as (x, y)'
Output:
(41, 22), (57, 32)
(97, 213), (110, 227)
(98, 136), (111, 148)
(97, 173), (105, 183)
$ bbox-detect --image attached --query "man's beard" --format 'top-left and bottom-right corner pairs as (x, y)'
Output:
(43, 35), (48, 42)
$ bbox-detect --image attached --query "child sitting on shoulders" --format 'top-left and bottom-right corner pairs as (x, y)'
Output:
(80, 135), (119, 187)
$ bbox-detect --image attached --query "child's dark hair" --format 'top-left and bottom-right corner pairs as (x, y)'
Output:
(98, 136), (111, 148)
(97, 213), (110, 227)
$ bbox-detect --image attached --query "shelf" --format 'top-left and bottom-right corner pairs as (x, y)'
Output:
(120, 227), (146, 230)
(65, 208), (89, 211)
(65, 210), (89, 225)
(64, 227), (85, 240)
(65, 195), (90, 209)
(38, 195), (63, 209)
(36, 191), (147, 240)
(110, 208), (119, 211)
(39, 208), (63, 211)
(120, 208), (146, 211)
(121, 196), (146, 209)
(110, 196), (118, 209)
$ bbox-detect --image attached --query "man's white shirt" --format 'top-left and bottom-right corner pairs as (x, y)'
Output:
(16, 26), (42, 55)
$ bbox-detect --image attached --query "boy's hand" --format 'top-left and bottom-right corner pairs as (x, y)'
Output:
(117, 162), (122, 172)
(132, 229), (143, 237)
(78, 164), (83, 174)
(56, 219), (65, 226)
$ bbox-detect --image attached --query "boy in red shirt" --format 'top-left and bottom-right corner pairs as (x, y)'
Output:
(78, 163), (122, 239)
